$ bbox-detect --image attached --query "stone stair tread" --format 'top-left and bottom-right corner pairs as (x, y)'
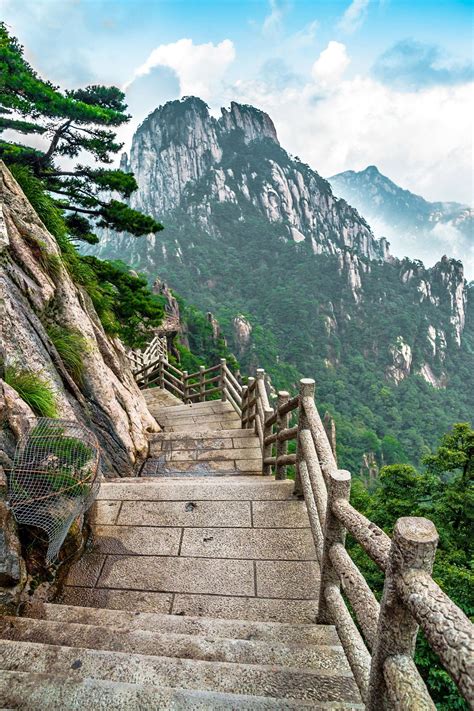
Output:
(0, 639), (362, 703)
(149, 428), (260, 441)
(0, 670), (364, 710)
(97, 477), (295, 500)
(32, 603), (340, 645)
(1, 616), (350, 671)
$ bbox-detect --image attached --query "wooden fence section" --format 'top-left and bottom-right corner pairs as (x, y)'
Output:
(134, 357), (473, 709)
(127, 335), (168, 371)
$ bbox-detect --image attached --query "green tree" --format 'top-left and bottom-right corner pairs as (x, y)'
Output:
(0, 23), (162, 243)
(350, 423), (473, 709)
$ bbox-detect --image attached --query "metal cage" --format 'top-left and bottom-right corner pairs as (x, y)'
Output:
(7, 418), (101, 563)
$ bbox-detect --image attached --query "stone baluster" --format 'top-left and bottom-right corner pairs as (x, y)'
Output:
(294, 378), (314, 496)
(275, 390), (289, 480)
(241, 384), (248, 428)
(182, 370), (188, 402)
(367, 517), (438, 710)
(247, 376), (256, 430)
(318, 468), (352, 624)
(220, 358), (227, 401)
(199, 365), (205, 402)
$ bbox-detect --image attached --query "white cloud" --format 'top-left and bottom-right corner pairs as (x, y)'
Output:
(262, 0), (286, 37)
(311, 41), (350, 84)
(124, 38), (235, 100)
(287, 20), (319, 49)
(226, 50), (473, 213)
(338, 0), (370, 34)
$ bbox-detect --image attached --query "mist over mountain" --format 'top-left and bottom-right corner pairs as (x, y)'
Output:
(330, 165), (474, 280)
(89, 96), (473, 472)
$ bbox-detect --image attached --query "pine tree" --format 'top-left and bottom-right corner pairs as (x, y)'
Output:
(0, 23), (162, 243)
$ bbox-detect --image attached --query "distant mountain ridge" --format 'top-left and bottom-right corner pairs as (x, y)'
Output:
(329, 165), (473, 278)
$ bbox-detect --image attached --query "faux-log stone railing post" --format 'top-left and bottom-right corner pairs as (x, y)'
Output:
(367, 517), (438, 711)
(220, 359), (227, 402)
(275, 391), (289, 480)
(240, 384), (248, 427)
(294, 379), (314, 496)
(318, 468), (351, 625)
(199, 365), (205, 402)
(159, 356), (165, 390)
(246, 376), (256, 429)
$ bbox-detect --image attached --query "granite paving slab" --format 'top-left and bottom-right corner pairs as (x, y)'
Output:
(117, 500), (252, 527)
(97, 555), (255, 596)
(256, 561), (320, 599)
(180, 528), (317, 560)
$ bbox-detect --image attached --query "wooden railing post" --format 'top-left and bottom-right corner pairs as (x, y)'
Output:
(318, 468), (351, 624)
(294, 378), (314, 496)
(220, 358), (227, 401)
(241, 384), (248, 427)
(182, 370), (188, 402)
(199, 365), (205, 402)
(275, 391), (289, 480)
(367, 517), (438, 711)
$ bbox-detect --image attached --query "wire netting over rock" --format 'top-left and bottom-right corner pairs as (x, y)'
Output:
(7, 419), (100, 563)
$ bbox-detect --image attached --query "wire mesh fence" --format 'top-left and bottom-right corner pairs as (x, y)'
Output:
(7, 418), (101, 564)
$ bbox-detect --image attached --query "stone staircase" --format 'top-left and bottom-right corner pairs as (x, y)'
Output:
(0, 394), (363, 709)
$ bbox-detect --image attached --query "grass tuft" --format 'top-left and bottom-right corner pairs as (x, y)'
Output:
(46, 325), (89, 385)
(4, 366), (58, 418)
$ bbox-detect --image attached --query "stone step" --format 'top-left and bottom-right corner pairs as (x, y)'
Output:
(32, 603), (339, 645)
(0, 640), (361, 703)
(150, 428), (259, 441)
(55, 589), (320, 622)
(153, 401), (235, 415)
(167, 420), (242, 432)
(0, 617), (349, 672)
(66, 555), (319, 599)
(0, 670), (363, 710)
(97, 477), (295, 501)
(140, 459), (261, 478)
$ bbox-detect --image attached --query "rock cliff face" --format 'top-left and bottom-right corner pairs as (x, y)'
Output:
(116, 97), (386, 260)
(0, 162), (158, 477)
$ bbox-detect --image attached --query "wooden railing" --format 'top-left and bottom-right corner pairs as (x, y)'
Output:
(134, 356), (244, 412)
(127, 334), (168, 371)
(135, 357), (473, 708)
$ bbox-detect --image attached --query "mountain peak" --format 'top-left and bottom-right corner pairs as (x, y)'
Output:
(363, 165), (381, 175)
(220, 101), (279, 145)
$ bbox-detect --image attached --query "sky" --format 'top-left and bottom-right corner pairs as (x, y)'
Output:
(1, 1), (473, 208)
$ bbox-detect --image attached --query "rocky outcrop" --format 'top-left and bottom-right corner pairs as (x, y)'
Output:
(387, 337), (412, 384)
(0, 162), (158, 478)
(233, 315), (252, 357)
(108, 97), (387, 262)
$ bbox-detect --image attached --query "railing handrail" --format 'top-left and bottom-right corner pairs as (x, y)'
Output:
(132, 354), (472, 709)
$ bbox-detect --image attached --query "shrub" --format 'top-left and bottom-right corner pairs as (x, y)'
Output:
(46, 325), (89, 385)
(4, 366), (58, 417)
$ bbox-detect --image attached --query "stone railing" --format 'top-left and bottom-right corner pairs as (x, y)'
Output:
(243, 374), (473, 709)
(134, 359), (473, 708)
